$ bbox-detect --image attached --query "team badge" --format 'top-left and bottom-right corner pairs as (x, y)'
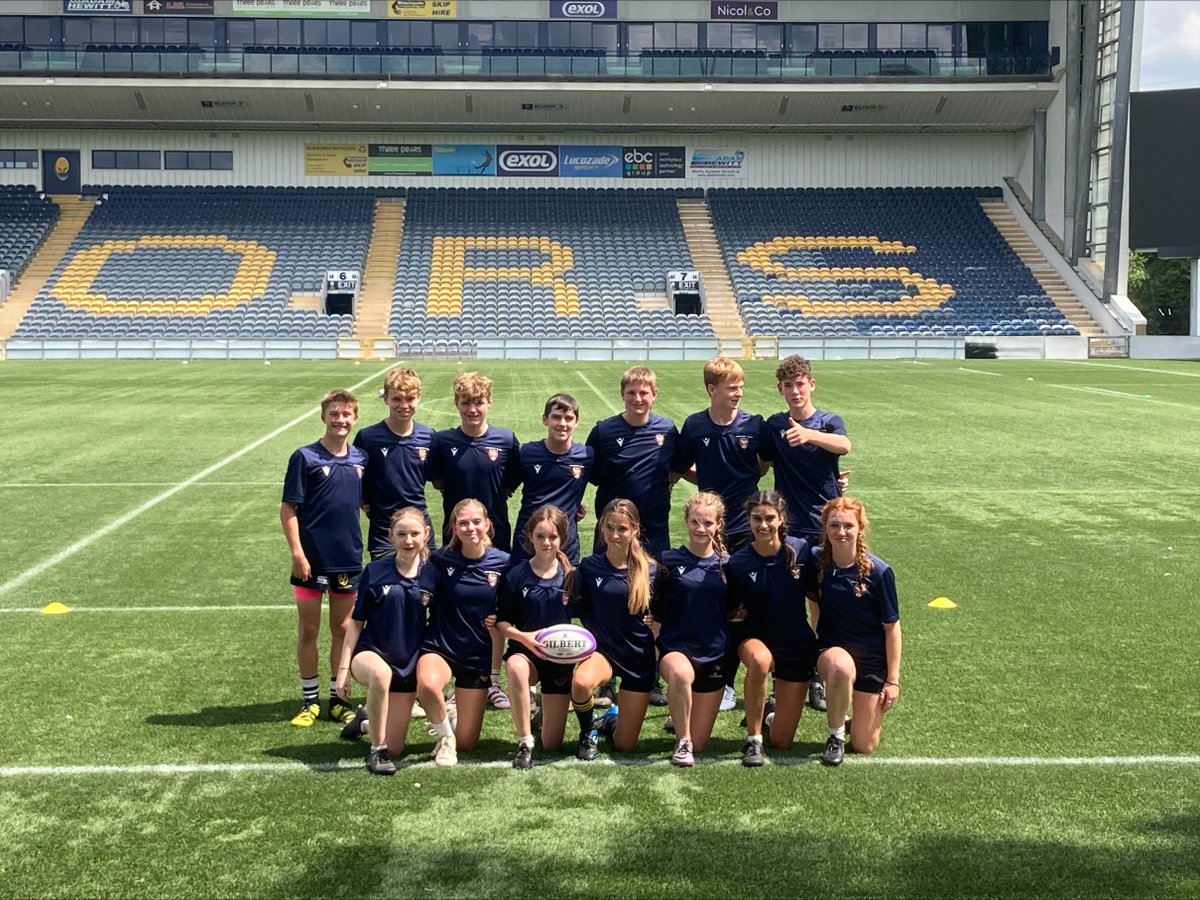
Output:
(854, 581), (869, 598)
(790, 567), (803, 580)
(487, 448), (500, 462)
(335, 573), (351, 590)
(560, 591), (570, 605)
(571, 466), (583, 479)
(655, 434), (665, 446)
(420, 592), (431, 607)
(738, 436), (750, 449)
(485, 571), (500, 587)
(354, 465), (363, 479)
(417, 447), (428, 461)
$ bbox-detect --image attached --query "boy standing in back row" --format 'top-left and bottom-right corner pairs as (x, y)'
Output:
(280, 389), (367, 727)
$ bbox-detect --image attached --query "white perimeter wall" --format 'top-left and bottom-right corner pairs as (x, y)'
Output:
(0, 129), (1026, 190)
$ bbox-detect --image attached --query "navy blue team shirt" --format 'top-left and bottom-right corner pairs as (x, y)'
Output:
(429, 425), (521, 552)
(281, 441), (367, 573)
(571, 554), (657, 676)
(496, 560), (573, 633)
(758, 409), (847, 536)
(808, 548), (899, 674)
(353, 419), (436, 553)
(725, 536), (817, 663)
(511, 440), (593, 565)
(352, 555), (428, 677)
(651, 547), (729, 665)
(420, 546), (510, 673)
(586, 412), (678, 556)
(672, 409), (764, 538)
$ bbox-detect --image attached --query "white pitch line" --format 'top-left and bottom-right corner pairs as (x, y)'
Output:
(956, 367), (1004, 377)
(1049, 384), (1151, 400)
(3, 753), (1200, 778)
(0, 482), (281, 489)
(0, 605), (293, 614)
(575, 371), (620, 414)
(0, 365), (393, 597)
(1060, 360), (1200, 378)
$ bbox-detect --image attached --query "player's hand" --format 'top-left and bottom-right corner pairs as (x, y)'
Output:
(291, 555), (311, 581)
(642, 614), (655, 627)
(335, 670), (351, 701)
(483, 614), (498, 629)
(575, 505), (587, 522)
(728, 604), (747, 623)
(879, 681), (899, 712)
(837, 469), (851, 492)
(785, 417), (813, 447)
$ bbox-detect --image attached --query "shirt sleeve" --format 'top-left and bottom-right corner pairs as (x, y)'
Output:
(823, 413), (848, 436)
(427, 432), (444, 482)
(671, 420), (694, 474)
(649, 563), (671, 621)
(876, 564), (900, 623)
(495, 569), (517, 624)
(757, 416), (777, 463)
(281, 449), (306, 505)
(504, 434), (523, 494)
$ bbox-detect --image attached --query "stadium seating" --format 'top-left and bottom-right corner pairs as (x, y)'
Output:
(1, 186), (58, 282)
(13, 186), (370, 339)
(708, 186), (1076, 338)
(390, 187), (712, 354)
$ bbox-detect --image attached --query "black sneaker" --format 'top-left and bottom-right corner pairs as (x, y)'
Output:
(340, 704), (368, 741)
(808, 677), (827, 711)
(530, 706), (543, 732)
(512, 742), (534, 770)
(662, 715), (675, 734)
(649, 679), (668, 707)
(595, 681), (617, 709)
(366, 746), (396, 776)
(821, 734), (845, 767)
(741, 739), (765, 768)
(576, 729), (599, 761)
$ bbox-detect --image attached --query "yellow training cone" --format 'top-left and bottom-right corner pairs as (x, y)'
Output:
(927, 597), (957, 609)
(40, 602), (72, 615)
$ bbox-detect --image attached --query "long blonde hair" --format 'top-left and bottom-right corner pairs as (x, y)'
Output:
(684, 491), (727, 560)
(600, 499), (651, 615)
(446, 498), (494, 553)
(818, 496), (874, 585)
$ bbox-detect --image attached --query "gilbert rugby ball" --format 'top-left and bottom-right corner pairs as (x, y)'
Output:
(535, 624), (597, 663)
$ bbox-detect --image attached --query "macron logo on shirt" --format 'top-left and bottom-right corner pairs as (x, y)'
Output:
(702, 438), (710, 447)
(447, 567), (456, 577)
(522, 587), (530, 597)
(533, 464), (542, 474)
(677, 566), (686, 575)
(616, 438), (624, 447)
(321, 465), (330, 477)
(381, 448), (389, 458)
(383, 585), (391, 595)
(749, 572), (758, 583)
(450, 447), (459, 457)
(594, 577), (603, 587)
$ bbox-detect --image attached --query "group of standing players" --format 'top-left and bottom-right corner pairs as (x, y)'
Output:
(280, 356), (901, 773)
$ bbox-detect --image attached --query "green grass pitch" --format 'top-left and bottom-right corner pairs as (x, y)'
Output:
(1, 358), (1198, 899)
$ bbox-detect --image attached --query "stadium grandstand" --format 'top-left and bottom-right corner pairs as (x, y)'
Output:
(1, 0), (1191, 362)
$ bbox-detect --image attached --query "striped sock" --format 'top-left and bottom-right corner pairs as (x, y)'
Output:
(300, 675), (319, 705)
(572, 696), (594, 734)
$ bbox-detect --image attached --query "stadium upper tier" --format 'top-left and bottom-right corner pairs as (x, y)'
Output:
(392, 187), (712, 355)
(709, 187), (1076, 338)
(13, 186), (370, 340)
(1, 186), (58, 282)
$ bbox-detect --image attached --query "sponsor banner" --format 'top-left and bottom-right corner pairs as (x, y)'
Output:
(232, 0), (371, 18)
(368, 143), (432, 176)
(143, 0), (215, 13)
(710, 1), (777, 20)
(304, 143), (367, 176)
(496, 145), (559, 178)
(560, 145), (623, 178)
(388, 0), (457, 17)
(622, 146), (686, 179)
(431, 145), (496, 176)
(689, 147), (748, 178)
(64, 0), (132, 12)
(549, 0), (617, 19)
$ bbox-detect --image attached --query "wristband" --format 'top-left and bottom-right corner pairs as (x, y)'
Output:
(885, 680), (899, 687)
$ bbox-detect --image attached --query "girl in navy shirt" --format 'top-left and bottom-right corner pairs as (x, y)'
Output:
(652, 492), (730, 768)
(415, 498), (510, 767)
(811, 497), (902, 767)
(335, 507), (430, 775)
(569, 499), (657, 761)
(496, 505), (576, 769)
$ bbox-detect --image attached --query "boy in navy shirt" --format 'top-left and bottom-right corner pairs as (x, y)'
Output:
(353, 365), (436, 558)
(280, 389), (367, 727)
(429, 371), (521, 709)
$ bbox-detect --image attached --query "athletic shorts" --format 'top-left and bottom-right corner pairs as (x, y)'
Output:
(504, 644), (573, 695)
(351, 647), (417, 694)
(817, 645), (886, 694)
(749, 638), (817, 684)
(419, 650), (490, 691)
(602, 653), (656, 695)
(291, 569), (361, 597)
(687, 656), (726, 694)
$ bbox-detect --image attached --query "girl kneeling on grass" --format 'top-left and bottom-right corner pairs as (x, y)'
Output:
(724, 490), (818, 767)
(810, 497), (902, 767)
(569, 499), (657, 761)
(495, 505), (576, 770)
(652, 492), (730, 768)
(416, 498), (510, 768)
(335, 507), (430, 776)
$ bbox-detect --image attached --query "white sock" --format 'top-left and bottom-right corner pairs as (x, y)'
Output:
(435, 717), (454, 739)
(491, 670), (503, 688)
(747, 734), (763, 745)
(829, 724), (846, 741)
(518, 734), (535, 749)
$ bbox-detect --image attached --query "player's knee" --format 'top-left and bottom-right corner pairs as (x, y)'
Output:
(769, 734), (793, 751)
(612, 736), (637, 754)
(296, 621), (320, 644)
(744, 650), (771, 677)
(851, 734), (880, 755)
(456, 735), (479, 753)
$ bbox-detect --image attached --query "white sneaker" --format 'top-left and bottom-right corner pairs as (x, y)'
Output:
(433, 734), (458, 767)
(719, 685), (736, 711)
(411, 700), (426, 719)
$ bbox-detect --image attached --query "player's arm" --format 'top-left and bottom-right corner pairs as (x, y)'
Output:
(784, 417), (851, 454)
(881, 620), (902, 710)
(279, 502), (310, 581)
(335, 616), (366, 700)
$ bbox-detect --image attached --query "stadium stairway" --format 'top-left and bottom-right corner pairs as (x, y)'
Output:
(676, 198), (747, 349)
(0, 196), (93, 340)
(980, 199), (1101, 336)
(354, 198), (405, 344)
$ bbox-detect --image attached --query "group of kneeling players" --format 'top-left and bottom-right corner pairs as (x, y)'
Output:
(280, 356), (901, 774)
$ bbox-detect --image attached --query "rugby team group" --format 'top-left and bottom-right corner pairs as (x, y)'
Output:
(279, 356), (901, 774)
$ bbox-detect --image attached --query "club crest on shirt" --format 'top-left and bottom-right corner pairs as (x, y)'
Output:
(485, 571), (500, 587)
(561, 591), (570, 605)
(533, 464), (542, 475)
(737, 436), (750, 449)
(417, 447), (428, 461)
(790, 567), (803, 580)
(655, 434), (665, 446)
(487, 448), (500, 462)
(570, 466), (583, 479)
(854, 581), (869, 597)
(420, 592), (431, 607)
(321, 465), (331, 477)
(354, 465), (363, 479)
(702, 437), (711, 447)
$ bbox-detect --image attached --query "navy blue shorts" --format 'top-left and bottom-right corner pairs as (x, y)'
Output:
(291, 569), (361, 595)
(419, 650), (490, 690)
(818, 645), (886, 694)
(352, 646), (417, 693)
(600, 652), (656, 694)
(504, 644), (574, 695)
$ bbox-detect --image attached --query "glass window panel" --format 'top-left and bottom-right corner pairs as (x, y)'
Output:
(114, 150), (138, 168)
(516, 21), (538, 47)
(707, 23), (731, 48)
(593, 22), (616, 51)
(212, 151), (233, 171)
(227, 19), (254, 48)
(901, 23), (925, 49)
(628, 23), (652, 53)
(140, 18), (165, 45)
(326, 20), (350, 46)
(351, 20), (377, 47)
(548, 21), (570, 47)
(432, 22), (456, 49)
(844, 23), (868, 49)
(731, 23), (756, 49)
(185, 19), (213, 48)
(653, 22), (674, 48)
(387, 21), (410, 47)
(164, 151), (187, 169)
(493, 21), (518, 47)
(0, 18), (24, 44)
(569, 22), (592, 48)
(464, 21), (490, 49)
(818, 23), (842, 50)
(756, 24), (781, 52)
(188, 151), (207, 169)
(255, 20), (278, 45)
(876, 23), (900, 49)
(676, 22), (698, 48)
(25, 17), (52, 46)
(63, 19), (91, 46)
(93, 150), (115, 169)
(114, 18), (137, 44)
(407, 21), (431, 46)
(139, 151), (160, 169)
(15, 150), (38, 166)
(928, 24), (953, 54)
(91, 18), (116, 44)
(789, 24), (816, 53)
(276, 20), (300, 46)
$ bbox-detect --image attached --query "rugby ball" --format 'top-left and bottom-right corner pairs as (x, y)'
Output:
(535, 624), (597, 663)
